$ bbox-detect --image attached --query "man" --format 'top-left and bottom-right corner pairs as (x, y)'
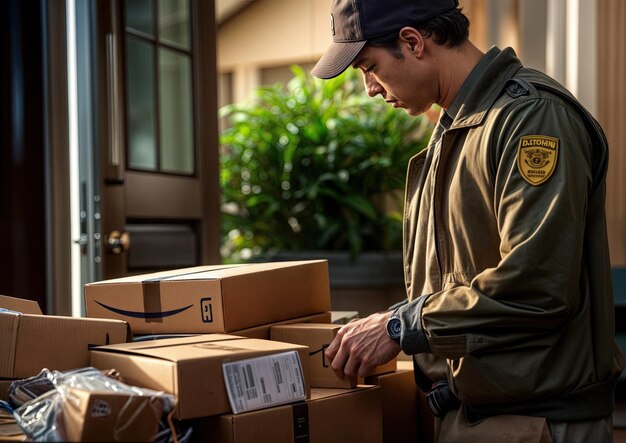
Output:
(311, 0), (625, 441)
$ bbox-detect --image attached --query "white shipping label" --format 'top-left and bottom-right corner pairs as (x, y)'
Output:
(223, 351), (306, 414)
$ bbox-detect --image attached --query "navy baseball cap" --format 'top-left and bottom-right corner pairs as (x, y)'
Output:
(312, 0), (459, 79)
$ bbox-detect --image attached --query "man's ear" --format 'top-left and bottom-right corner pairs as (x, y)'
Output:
(398, 27), (424, 56)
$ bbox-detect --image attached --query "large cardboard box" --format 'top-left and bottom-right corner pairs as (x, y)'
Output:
(0, 295), (130, 379)
(271, 323), (396, 388)
(189, 385), (382, 443)
(90, 334), (311, 420)
(84, 260), (331, 335)
(365, 360), (434, 443)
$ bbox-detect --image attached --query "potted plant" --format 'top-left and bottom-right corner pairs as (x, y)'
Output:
(219, 67), (433, 314)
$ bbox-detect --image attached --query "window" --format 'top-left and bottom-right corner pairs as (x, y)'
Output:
(124, 0), (195, 175)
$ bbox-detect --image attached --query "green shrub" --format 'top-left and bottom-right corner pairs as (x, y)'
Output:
(219, 66), (433, 262)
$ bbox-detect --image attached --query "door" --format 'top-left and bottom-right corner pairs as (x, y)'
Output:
(94, 0), (220, 280)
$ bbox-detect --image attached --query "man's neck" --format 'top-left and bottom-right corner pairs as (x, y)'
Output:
(437, 40), (484, 110)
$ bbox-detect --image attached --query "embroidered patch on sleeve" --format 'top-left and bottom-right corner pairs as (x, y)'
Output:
(517, 135), (559, 186)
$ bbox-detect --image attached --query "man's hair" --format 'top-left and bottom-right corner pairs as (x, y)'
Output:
(367, 9), (470, 59)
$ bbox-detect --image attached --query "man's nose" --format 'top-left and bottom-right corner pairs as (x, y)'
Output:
(364, 75), (383, 97)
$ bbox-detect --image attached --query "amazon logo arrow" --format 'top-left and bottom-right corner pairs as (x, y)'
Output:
(95, 300), (193, 319)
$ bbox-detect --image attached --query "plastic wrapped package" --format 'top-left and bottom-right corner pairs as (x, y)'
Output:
(13, 367), (177, 442)
(7, 367), (126, 409)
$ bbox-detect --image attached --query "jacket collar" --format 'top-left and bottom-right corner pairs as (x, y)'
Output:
(446, 46), (523, 129)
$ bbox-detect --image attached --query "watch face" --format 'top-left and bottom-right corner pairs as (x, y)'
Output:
(387, 317), (401, 340)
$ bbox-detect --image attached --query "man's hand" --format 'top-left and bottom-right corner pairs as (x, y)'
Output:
(325, 311), (401, 378)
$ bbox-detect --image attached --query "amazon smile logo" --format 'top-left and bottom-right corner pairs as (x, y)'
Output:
(95, 300), (193, 319)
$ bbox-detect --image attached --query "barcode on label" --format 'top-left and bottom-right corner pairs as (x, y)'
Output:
(260, 377), (272, 403)
(223, 351), (306, 414)
(243, 364), (258, 400)
(273, 361), (283, 393)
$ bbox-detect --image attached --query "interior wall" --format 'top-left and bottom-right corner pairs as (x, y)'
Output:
(0, 0), (48, 309)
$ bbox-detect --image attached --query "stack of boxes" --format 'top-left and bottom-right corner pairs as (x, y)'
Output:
(1, 259), (431, 442)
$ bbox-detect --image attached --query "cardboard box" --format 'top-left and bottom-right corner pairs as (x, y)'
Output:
(0, 380), (14, 402)
(270, 323), (396, 388)
(90, 334), (311, 420)
(60, 387), (165, 442)
(0, 295), (130, 379)
(233, 312), (332, 340)
(0, 294), (41, 315)
(189, 385), (382, 443)
(84, 260), (331, 335)
(365, 360), (434, 443)
(0, 408), (24, 442)
(365, 362), (418, 443)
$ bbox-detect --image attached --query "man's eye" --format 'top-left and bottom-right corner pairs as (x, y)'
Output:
(365, 65), (375, 73)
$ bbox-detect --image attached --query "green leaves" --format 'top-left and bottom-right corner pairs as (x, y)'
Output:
(219, 66), (433, 262)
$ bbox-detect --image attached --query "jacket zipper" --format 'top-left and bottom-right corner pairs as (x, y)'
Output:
(432, 131), (449, 290)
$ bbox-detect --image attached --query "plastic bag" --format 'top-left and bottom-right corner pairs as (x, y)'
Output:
(13, 367), (177, 442)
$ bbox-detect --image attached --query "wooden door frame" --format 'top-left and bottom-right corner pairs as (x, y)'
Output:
(195, 0), (221, 265)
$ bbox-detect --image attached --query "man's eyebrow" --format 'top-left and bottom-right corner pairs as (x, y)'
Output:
(352, 56), (365, 69)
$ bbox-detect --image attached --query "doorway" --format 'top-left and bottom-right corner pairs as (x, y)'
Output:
(68, 0), (220, 315)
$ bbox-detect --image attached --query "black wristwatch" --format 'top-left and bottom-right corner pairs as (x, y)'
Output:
(386, 309), (401, 344)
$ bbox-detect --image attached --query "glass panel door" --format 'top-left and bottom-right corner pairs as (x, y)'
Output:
(98, 0), (220, 281)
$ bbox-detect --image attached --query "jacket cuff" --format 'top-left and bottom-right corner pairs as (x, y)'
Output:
(387, 298), (408, 312)
(397, 295), (430, 355)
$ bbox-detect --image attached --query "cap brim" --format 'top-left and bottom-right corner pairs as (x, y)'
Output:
(311, 40), (367, 79)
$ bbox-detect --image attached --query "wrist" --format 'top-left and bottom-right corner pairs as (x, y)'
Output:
(385, 308), (401, 344)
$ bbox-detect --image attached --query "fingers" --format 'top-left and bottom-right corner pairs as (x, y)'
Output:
(326, 326), (347, 378)
(325, 328), (344, 362)
(327, 326), (363, 378)
(329, 342), (348, 379)
(343, 354), (361, 378)
(329, 338), (363, 379)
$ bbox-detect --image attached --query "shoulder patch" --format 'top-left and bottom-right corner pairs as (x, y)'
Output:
(517, 135), (559, 186)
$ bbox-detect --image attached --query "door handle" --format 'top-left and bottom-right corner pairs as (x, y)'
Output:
(106, 230), (131, 255)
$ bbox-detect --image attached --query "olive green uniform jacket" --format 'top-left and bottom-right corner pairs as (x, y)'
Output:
(396, 47), (624, 420)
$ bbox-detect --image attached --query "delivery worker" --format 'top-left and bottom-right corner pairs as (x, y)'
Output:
(311, 0), (625, 441)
